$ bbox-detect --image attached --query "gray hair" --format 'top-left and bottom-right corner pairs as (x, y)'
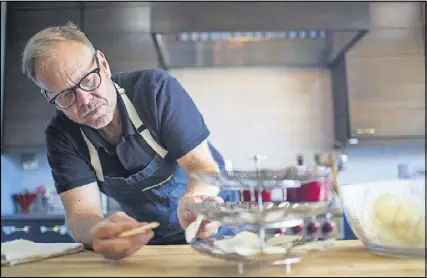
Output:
(21, 21), (95, 87)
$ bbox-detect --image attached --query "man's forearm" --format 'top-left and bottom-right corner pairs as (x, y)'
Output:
(178, 140), (223, 197)
(183, 154), (220, 197)
(66, 215), (103, 249)
(184, 177), (220, 197)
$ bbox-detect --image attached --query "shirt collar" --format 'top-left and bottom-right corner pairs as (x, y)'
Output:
(81, 84), (136, 151)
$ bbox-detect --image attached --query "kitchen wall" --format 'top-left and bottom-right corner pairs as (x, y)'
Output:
(339, 145), (425, 184)
(171, 67), (335, 169)
(1, 153), (55, 214)
(1, 154), (21, 214)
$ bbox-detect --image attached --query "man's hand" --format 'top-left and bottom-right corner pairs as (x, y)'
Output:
(176, 140), (225, 239)
(177, 195), (223, 239)
(90, 211), (154, 260)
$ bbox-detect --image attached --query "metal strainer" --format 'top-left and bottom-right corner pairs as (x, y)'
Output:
(191, 166), (330, 190)
(197, 201), (330, 228)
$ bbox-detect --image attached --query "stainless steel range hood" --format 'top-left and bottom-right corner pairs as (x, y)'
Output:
(149, 2), (370, 69)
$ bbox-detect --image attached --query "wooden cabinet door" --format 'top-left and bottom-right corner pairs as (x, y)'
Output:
(2, 6), (80, 152)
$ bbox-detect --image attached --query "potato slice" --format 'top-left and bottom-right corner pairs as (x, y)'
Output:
(185, 215), (204, 243)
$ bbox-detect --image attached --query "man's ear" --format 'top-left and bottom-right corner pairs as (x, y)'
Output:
(96, 50), (111, 78)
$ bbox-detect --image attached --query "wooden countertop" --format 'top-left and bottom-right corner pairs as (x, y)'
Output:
(1, 240), (425, 277)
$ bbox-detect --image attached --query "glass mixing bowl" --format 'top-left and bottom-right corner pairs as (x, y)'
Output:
(340, 179), (425, 258)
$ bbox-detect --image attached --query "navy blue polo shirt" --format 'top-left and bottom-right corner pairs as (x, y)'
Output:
(46, 69), (211, 194)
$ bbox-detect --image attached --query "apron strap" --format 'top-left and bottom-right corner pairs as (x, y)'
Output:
(114, 83), (168, 159)
(80, 130), (105, 182)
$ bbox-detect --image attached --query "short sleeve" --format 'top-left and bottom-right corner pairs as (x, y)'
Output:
(154, 75), (210, 162)
(46, 124), (97, 194)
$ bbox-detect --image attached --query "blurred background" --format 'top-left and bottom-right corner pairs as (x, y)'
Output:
(0, 1), (425, 243)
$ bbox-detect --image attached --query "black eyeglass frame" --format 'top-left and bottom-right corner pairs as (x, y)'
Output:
(42, 54), (102, 109)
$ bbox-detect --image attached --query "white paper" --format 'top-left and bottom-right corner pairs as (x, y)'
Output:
(1, 239), (84, 266)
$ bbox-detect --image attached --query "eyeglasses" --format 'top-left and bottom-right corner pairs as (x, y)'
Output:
(43, 54), (102, 109)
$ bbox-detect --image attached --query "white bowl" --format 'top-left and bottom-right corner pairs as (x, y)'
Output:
(340, 179), (425, 258)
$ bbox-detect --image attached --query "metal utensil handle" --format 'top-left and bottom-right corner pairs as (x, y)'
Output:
(250, 154), (267, 208)
(2, 225), (30, 234)
(39, 225), (68, 235)
(250, 154), (267, 172)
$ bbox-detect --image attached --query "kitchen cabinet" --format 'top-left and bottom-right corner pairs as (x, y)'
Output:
(1, 2), (6, 143)
(330, 56), (351, 146)
(83, 3), (158, 73)
(345, 55), (425, 139)
(331, 2), (425, 145)
(422, 2), (425, 51)
(1, 218), (75, 243)
(2, 3), (81, 153)
(331, 54), (425, 145)
(6, 2), (81, 10)
(85, 33), (159, 73)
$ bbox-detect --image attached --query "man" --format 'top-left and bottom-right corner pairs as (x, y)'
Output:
(21, 22), (237, 260)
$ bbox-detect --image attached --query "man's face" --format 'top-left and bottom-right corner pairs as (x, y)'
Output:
(35, 40), (117, 129)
